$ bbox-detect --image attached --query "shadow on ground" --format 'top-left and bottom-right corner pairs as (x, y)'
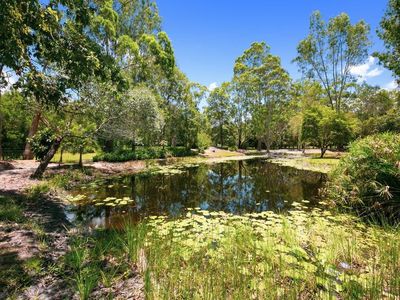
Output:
(0, 191), (73, 298)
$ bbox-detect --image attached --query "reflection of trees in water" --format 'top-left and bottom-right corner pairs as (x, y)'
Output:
(70, 159), (326, 227)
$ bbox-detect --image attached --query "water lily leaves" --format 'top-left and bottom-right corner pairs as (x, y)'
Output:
(66, 194), (87, 203)
(91, 196), (135, 207)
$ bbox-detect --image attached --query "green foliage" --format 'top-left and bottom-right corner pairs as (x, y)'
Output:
(375, 0), (400, 81)
(64, 238), (99, 300)
(93, 147), (194, 162)
(233, 42), (291, 151)
(302, 105), (355, 157)
(29, 128), (55, 160)
(295, 11), (370, 112)
(328, 133), (400, 220)
(0, 91), (31, 158)
(196, 132), (212, 152)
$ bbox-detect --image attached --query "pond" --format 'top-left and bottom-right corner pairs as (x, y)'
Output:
(66, 159), (326, 228)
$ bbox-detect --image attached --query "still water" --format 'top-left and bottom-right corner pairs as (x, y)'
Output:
(66, 159), (326, 228)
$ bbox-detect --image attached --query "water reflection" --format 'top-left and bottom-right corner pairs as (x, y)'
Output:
(67, 159), (326, 228)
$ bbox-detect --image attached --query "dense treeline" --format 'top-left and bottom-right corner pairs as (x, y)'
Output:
(205, 11), (400, 156)
(0, 0), (399, 175)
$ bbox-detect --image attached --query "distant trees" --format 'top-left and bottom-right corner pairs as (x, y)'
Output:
(294, 11), (370, 112)
(1, 1), (400, 177)
(302, 105), (355, 157)
(375, 0), (400, 82)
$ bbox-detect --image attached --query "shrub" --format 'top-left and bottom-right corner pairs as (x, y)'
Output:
(327, 133), (400, 220)
(93, 147), (195, 162)
(197, 132), (212, 152)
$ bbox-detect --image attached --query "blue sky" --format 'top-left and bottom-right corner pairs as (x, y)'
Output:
(157, 0), (397, 91)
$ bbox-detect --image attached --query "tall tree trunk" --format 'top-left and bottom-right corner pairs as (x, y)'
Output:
(320, 147), (327, 158)
(0, 65), (3, 160)
(31, 136), (63, 179)
(131, 135), (136, 152)
(238, 124), (242, 149)
(0, 107), (3, 160)
(219, 124), (223, 147)
(59, 147), (64, 164)
(78, 147), (83, 168)
(23, 109), (42, 160)
(257, 139), (262, 151)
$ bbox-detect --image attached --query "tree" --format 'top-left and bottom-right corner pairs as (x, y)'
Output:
(295, 11), (370, 112)
(206, 83), (233, 147)
(234, 42), (291, 151)
(375, 0), (400, 82)
(230, 77), (251, 149)
(101, 87), (163, 149)
(302, 105), (354, 157)
(287, 81), (325, 150)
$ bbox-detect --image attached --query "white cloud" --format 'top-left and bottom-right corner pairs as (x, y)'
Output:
(350, 56), (383, 82)
(383, 80), (398, 91)
(208, 82), (218, 91)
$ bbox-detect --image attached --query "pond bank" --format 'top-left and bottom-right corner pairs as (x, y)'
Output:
(0, 150), (345, 298)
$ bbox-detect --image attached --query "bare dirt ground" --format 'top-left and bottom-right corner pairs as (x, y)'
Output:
(0, 160), (60, 193)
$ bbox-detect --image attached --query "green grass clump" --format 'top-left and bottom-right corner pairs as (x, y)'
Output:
(327, 133), (400, 220)
(0, 195), (25, 222)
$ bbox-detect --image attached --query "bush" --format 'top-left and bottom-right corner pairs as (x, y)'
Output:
(197, 132), (212, 152)
(93, 147), (195, 162)
(327, 133), (400, 220)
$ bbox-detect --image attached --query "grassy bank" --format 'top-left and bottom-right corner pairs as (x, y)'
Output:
(51, 152), (97, 164)
(269, 157), (340, 173)
(63, 202), (400, 299)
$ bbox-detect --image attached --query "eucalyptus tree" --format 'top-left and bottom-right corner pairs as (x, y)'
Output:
(230, 75), (251, 149)
(294, 11), (370, 112)
(375, 0), (400, 83)
(234, 42), (291, 151)
(100, 87), (163, 149)
(206, 82), (233, 147)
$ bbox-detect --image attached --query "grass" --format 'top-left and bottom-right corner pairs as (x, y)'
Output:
(202, 148), (243, 158)
(61, 203), (400, 299)
(51, 152), (97, 164)
(269, 157), (340, 173)
(0, 193), (49, 296)
(0, 195), (25, 222)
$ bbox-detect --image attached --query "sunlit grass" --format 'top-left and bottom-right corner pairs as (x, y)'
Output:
(51, 152), (97, 164)
(270, 157), (340, 173)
